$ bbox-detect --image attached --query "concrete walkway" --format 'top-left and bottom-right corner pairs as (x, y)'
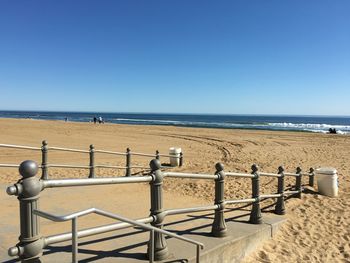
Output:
(0, 183), (285, 262)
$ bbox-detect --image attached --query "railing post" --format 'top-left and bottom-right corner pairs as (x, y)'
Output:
(296, 167), (302, 198)
(249, 164), (262, 224)
(211, 163), (227, 237)
(179, 152), (183, 167)
(126, 148), (131, 177)
(147, 159), (169, 261)
(89, 144), (95, 178)
(275, 166), (286, 215)
(41, 140), (48, 180)
(309, 167), (315, 187)
(7, 160), (44, 262)
(155, 150), (160, 160)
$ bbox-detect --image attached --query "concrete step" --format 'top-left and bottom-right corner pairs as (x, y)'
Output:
(1, 184), (285, 263)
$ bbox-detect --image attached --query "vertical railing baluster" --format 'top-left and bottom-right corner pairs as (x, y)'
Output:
(147, 159), (168, 260)
(249, 164), (262, 224)
(296, 167), (302, 198)
(309, 167), (315, 187)
(6, 161), (44, 260)
(89, 144), (95, 178)
(196, 245), (200, 263)
(179, 152), (183, 167)
(41, 140), (48, 180)
(126, 148), (131, 177)
(211, 162), (227, 237)
(72, 217), (78, 263)
(150, 229), (154, 263)
(275, 166), (286, 215)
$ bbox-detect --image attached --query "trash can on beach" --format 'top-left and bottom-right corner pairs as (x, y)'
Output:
(316, 167), (338, 197)
(169, 147), (182, 167)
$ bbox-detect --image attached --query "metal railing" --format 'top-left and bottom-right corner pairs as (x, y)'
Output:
(0, 142), (183, 178)
(5, 158), (316, 262)
(33, 208), (204, 263)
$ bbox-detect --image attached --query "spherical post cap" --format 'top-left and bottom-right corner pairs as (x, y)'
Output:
(278, 166), (285, 173)
(215, 162), (224, 172)
(149, 159), (161, 170)
(19, 160), (39, 178)
(6, 186), (17, 195)
(8, 246), (19, 256)
(90, 144), (94, 150)
(42, 140), (48, 146)
(296, 167), (302, 173)
(309, 167), (314, 173)
(251, 164), (259, 173)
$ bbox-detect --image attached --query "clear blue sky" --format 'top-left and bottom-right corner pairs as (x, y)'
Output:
(0, 1), (349, 115)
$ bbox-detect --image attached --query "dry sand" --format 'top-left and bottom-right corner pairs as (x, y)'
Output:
(0, 118), (349, 262)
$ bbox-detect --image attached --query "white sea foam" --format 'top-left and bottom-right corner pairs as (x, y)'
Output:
(268, 123), (350, 134)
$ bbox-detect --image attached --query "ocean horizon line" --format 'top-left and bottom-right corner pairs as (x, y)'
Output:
(0, 109), (349, 118)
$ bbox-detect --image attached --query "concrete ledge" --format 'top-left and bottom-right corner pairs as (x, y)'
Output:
(1, 183), (286, 262)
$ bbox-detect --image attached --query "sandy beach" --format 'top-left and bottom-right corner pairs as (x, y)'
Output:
(0, 118), (349, 262)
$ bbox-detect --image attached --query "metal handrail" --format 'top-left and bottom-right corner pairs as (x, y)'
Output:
(0, 143), (41, 150)
(284, 172), (300, 177)
(158, 153), (181, 158)
(164, 172), (218, 180)
(0, 164), (20, 168)
(260, 172), (282, 178)
(34, 208), (204, 263)
(130, 152), (157, 157)
(94, 149), (126, 156)
(47, 164), (91, 169)
(226, 172), (254, 178)
(48, 146), (90, 153)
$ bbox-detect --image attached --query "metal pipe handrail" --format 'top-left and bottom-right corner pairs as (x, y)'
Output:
(165, 204), (219, 216)
(48, 146), (89, 153)
(284, 172), (300, 177)
(129, 165), (151, 169)
(260, 172), (282, 178)
(225, 172), (255, 178)
(34, 208), (204, 263)
(94, 149), (126, 156)
(47, 164), (91, 169)
(130, 152), (156, 157)
(164, 172), (218, 180)
(0, 143), (41, 150)
(260, 193), (282, 199)
(42, 176), (153, 188)
(158, 153), (180, 158)
(225, 198), (256, 205)
(0, 164), (20, 168)
(94, 164), (126, 169)
(284, 190), (301, 195)
(302, 172), (313, 176)
(44, 216), (154, 245)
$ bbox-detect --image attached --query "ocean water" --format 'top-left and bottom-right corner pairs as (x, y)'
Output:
(0, 111), (349, 134)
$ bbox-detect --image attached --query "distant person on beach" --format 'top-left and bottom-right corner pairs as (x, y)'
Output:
(65, 117), (68, 122)
(98, 116), (103, 124)
(329, 128), (337, 134)
(93, 116), (97, 124)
